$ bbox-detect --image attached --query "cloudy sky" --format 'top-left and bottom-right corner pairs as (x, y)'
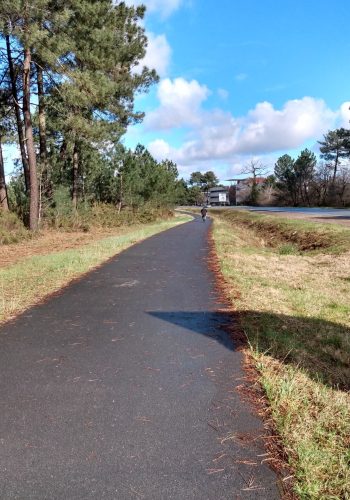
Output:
(124, 0), (350, 181)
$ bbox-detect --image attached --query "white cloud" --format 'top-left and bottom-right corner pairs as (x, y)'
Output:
(141, 32), (171, 77)
(145, 77), (210, 129)
(236, 97), (336, 153)
(218, 88), (229, 100)
(125, 0), (183, 18)
(235, 73), (248, 81)
(145, 95), (342, 167)
(148, 138), (172, 159)
(339, 101), (350, 128)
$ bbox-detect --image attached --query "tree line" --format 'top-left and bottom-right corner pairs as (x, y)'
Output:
(230, 128), (350, 207)
(178, 128), (350, 207)
(272, 128), (350, 207)
(0, 1), (185, 230)
(180, 170), (219, 205)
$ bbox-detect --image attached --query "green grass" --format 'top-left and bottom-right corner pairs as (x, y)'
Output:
(278, 243), (299, 255)
(211, 210), (350, 499)
(0, 216), (191, 323)
(258, 358), (350, 499)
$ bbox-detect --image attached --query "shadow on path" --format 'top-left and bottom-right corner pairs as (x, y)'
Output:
(148, 310), (234, 351)
(149, 309), (350, 390)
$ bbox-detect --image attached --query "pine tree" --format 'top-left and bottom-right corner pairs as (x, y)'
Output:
(274, 154), (298, 205)
(0, 0), (55, 229)
(0, 0), (160, 221)
(50, 1), (157, 207)
(318, 128), (350, 183)
(294, 149), (316, 206)
(0, 94), (10, 210)
(4, 33), (30, 192)
(0, 76), (14, 211)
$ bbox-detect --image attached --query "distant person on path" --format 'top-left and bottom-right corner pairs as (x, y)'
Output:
(201, 206), (207, 222)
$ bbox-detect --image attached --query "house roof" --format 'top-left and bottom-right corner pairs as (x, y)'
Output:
(209, 186), (229, 192)
(237, 177), (266, 185)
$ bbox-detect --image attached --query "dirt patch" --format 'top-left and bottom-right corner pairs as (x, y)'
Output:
(253, 220), (333, 251)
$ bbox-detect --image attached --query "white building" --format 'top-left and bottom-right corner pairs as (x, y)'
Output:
(208, 186), (230, 206)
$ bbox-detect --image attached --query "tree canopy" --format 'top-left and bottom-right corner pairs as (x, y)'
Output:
(0, 0), (179, 227)
(274, 141), (350, 207)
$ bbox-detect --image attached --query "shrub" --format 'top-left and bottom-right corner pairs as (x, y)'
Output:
(44, 194), (174, 231)
(0, 210), (29, 244)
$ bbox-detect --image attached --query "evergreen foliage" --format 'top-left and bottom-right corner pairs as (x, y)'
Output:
(274, 144), (350, 207)
(0, 0), (186, 229)
(318, 128), (350, 182)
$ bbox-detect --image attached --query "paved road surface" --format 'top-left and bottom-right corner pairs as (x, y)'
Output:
(0, 217), (280, 499)
(198, 205), (350, 225)
(202, 205), (350, 217)
(242, 206), (350, 217)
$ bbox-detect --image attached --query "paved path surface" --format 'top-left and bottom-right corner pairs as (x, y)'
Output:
(0, 217), (280, 499)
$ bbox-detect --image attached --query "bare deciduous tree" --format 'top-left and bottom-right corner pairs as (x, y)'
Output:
(241, 159), (267, 205)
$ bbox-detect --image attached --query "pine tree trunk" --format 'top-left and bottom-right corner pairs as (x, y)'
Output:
(60, 139), (67, 163)
(23, 46), (39, 231)
(37, 65), (48, 177)
(117, 173), (123, 213)
(36, 64), (50, 220)
(0, 139), (9, 211)
(304, 184), (311, 206)
(72, 142), (79, 210)
(333, 150), (339, 184)
(58, 138), (68, 184)
(5, 34), (30, 192)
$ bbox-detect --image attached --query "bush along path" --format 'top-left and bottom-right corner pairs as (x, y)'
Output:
(0, 215), (280, 499)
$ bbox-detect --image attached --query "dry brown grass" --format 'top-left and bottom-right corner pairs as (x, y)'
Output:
(210, 210), (350, 498)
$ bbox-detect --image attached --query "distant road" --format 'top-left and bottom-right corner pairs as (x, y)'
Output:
(234, 206), (350, 225)
(185, 205), (350, 217)
(242, 206), (350, 217)
(182, 206), (350, 225)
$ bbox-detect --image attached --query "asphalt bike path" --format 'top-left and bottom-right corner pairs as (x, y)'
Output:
(0, 216), (280, 499)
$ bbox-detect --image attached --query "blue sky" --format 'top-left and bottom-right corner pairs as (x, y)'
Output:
(124, 0), (350, 181)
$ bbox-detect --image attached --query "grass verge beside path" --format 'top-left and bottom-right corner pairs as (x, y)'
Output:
(0, 215), (191, 325)
(211, 209), (350, 499)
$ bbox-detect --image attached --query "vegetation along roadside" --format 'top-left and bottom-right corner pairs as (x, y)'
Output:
(210, 209), (350, 499)
(0, 214), (192, 325)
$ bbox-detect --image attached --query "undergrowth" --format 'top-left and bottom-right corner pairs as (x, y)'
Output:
(0, 210), (29, 244)
(1, 202), (174, 245)
(47, 202), (173, 232)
